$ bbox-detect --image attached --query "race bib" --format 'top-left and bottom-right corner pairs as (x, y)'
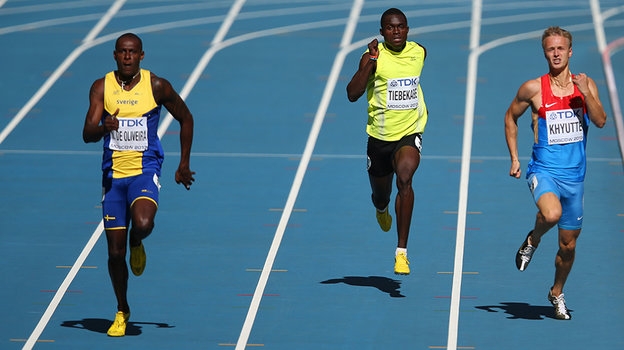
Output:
(108, 117), (148, 151)
(545, 108), (584, 145)
(387, 76), (419, 110)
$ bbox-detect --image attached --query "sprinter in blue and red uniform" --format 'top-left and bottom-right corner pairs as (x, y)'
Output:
(83, 33), (195, 336)
(504, 26), (606, 320)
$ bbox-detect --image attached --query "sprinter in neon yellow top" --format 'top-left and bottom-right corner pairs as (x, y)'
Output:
(82, 33), (195, 337)
(366, 41), (427, 141)
(347, 8), (428, 275)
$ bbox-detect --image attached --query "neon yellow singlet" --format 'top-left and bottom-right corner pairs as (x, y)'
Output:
(103, 69), (159, 178)
(366, 41), (428, 141)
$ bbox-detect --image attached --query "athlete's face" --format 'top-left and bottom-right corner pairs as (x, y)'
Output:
(542, 35), (572, 72)
(114, 37), (144, 79)
(380, 14), (409, 52)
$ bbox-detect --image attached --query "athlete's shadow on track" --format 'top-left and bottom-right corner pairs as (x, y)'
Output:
(320, 276), (405, 298)
(61, 318), (174, 335)
(475, 302), (572, 320)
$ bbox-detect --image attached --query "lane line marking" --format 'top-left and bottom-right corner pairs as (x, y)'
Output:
(591, 0), (624, 164)
(18, 3), (127, 348)
(56, 266), (97, 269)
(269, 209), (307, 212)
(447, 2), (482, 350)
(245, 269), (287, 272)
(0, 0), (127, 146)
(219, 344), (264, 347)
(234, 1), (363, 348)
(10, 339), (54, 343)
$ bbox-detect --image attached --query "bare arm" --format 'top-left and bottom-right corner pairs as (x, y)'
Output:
(505, 79), (539, 179)
(82, 78), (119, 143)
(572, 73), (606, 128)
(346, 39), (379, 102)
(152, 73), (195, 189)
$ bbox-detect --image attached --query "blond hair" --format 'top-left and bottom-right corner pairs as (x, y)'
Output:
(541, 26), (572, 49)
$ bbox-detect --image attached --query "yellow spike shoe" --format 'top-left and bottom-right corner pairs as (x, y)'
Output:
(376, 208), (392, 232)
(107, 311), (130, 337)
(130, 242), (146, 276)
(394, 251), (410, 275)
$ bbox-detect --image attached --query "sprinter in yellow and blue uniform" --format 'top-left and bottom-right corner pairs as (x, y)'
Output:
(83, 33), (195, 337)
(347, 8), (428, 276)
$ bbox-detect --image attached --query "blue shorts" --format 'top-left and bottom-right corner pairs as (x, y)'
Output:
(102, 172), (161, 230)
(527, 172), (584, 230)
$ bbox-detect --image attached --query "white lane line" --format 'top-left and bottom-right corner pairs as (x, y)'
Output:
(157, 0), (246, 135)
(0, 0), (111, 15)
(591, 0), (624, 163)
(21, 221), (105, 350)
(1, 149), (621, 162)
(0, 0), (127, 146)
(447, 2), (481, 350)
(233, 1), (363, 348)
(601, 38), (624, 163)
(0, 0), (7, 9)
(18, 3), (127, 347)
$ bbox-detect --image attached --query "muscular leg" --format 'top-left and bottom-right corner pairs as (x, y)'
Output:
(552, 228), (580, 296)
(392, 146), (420, 249)
(105, 228), (130, 313)
(528, 192), (561, 247)
(369, 173), (393, 212)
(129, 198), (157, 247)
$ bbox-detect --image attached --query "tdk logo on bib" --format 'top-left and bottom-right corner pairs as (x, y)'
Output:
(387, 76), (419, 110)
(546, 109), (582, 121)
(389, 77), (419, 88)
(119, 118), (145, 127)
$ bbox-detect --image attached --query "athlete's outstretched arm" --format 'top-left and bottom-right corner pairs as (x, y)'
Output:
(151, 73), (195, 189)
(505, 79), (539, 179)
(347, 39), (379, 102)
(83, 78), (119, 143)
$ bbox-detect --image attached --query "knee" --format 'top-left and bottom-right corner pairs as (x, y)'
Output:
(559, 237), (577, 253)
(557, 239), (577, 261)
(131, 217), (154, 238)
(395, 172), (413, 194)
(108, 245), (126, 261)
(539, 208), (561, 225)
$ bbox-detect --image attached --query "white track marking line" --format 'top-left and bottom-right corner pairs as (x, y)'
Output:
(19, 2), (126, 347)
(1, 149), (620, 162)
(233, 1), (363, 349)
(447, 2), (481, 350)
(157, 0), (246, 135)
(591, 0), (624, 163)
(0, 0), (110, 15)
(0, 0), (127, 146)
(601, 38), (624, 163)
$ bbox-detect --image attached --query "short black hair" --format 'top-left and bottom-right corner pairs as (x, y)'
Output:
(115, 33), (143, 51)
(381, 8), (407, 27)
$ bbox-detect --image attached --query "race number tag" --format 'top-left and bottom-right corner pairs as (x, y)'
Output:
(109, 117), (148, 151)
(545, 108), (584, 145)
(387, 76), (419, 110)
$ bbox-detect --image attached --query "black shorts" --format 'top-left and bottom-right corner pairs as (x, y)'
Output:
(367, 133), (422, 177)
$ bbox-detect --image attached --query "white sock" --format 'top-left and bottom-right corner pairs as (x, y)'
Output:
(395, 248), (407, 256)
